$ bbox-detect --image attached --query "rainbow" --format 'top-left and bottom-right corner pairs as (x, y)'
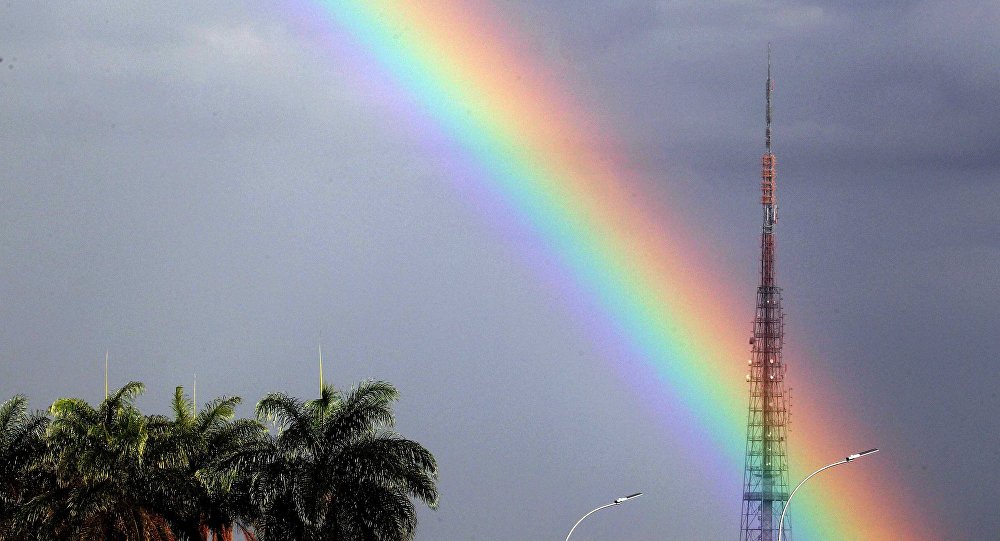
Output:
(287, 2), (932, 538)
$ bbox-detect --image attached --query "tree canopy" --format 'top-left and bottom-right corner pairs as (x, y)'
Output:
(0, 380), (437, 541)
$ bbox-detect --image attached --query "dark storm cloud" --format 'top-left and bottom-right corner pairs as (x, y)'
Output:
(516, 0), (999, 179)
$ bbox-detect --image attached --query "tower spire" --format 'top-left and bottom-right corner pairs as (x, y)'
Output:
(761, 45), (777, 237)
(766, 43), (772, 153)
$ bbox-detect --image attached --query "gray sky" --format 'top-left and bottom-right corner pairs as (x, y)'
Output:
(1, 1), (998, 539)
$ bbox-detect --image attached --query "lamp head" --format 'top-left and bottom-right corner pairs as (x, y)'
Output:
(846, 448), (879, 462)
(614, 492), (643, 504)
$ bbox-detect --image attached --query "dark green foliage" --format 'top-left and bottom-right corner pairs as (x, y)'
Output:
(21, 382), (177, 540)
(146, 387), (265, 541)
(0, 380), (437, 541)
(0, 395), (50, 539)
(231, 381), (439, 541)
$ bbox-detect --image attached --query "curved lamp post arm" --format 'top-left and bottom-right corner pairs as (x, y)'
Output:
(564, 503), (616, 541)
(777, 460), (844, 541)
(777, 449), (878, 541)
(564, 493), (643, 541)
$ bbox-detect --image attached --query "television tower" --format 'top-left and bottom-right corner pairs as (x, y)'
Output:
(739, 49), (793, 541)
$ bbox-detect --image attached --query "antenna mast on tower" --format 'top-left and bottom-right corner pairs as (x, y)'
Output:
(739, 47), (793, 541)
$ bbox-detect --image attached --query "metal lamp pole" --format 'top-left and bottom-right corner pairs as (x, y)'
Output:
(564, 492), (643, 541)
(777, 448), (879, 541)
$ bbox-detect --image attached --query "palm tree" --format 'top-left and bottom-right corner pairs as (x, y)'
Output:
(23, 382), (177, 540)
(233, 381), (438, 541)
(0, 395), (49, 539)
(147, 387), (263, 541)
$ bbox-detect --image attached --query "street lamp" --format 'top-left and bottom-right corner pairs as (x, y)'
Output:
(564, 492), (643, 541)
(777, 448), (879, 541)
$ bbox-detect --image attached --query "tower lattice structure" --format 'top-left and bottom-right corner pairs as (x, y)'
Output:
(739, 52), (792, 541)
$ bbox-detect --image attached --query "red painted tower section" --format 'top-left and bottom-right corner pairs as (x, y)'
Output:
(739, 50), (793, 541)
